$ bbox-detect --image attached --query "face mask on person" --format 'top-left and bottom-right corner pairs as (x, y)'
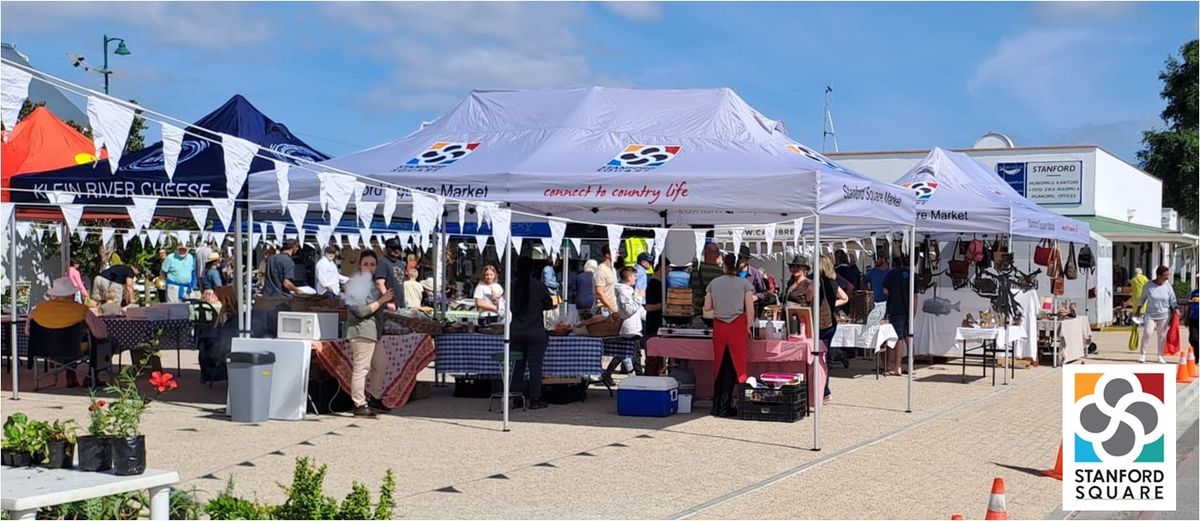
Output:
(739, 269), (748, 278)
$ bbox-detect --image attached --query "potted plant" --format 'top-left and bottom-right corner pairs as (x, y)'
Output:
(2, 414), (48, 466)
(2, 413), (32, 466)
(44, 419), (78, 469)
(78, 394), (113, 471)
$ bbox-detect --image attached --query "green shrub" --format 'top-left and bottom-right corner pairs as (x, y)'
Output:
(272, 457), (339, 520)
(206, 478), (267, 520)
(374, 470), (396, 520)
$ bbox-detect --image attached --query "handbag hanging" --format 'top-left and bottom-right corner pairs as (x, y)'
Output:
(1034, 239), (1054, 267)
(1052, 273), (1066, 296)
(947, 237), (970, 280)
(1064, 243), (1079, 280)
(1046, 244), (1063, 279)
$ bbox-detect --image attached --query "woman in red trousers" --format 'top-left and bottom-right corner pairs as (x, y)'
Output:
(703, 253), (756, 417)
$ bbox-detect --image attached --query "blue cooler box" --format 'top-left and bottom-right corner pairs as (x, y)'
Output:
(617, 376), (678, 417)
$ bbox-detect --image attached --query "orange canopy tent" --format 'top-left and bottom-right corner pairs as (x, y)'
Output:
(2, 106), (105, 202)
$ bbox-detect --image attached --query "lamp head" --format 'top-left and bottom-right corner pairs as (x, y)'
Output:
(113, 41), (131, 56)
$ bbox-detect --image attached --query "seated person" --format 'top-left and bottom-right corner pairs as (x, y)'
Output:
(26, 277), (110, 387)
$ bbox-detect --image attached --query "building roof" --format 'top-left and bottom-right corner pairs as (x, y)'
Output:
(1080, 215), (1198, 244)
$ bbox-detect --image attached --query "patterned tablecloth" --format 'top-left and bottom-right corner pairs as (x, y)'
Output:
(434, 333), (603, 378)
(101, 318), (193, 355)
(311, 333), (435, 409)
(601, 336), (638, 360)
(1, 317), (30, 357)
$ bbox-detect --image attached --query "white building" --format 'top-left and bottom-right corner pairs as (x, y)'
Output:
(829, 133), (1198, 325)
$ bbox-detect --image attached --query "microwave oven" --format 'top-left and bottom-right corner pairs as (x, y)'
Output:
(276, 312), (340, 340)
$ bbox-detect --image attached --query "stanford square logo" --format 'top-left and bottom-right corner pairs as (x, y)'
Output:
(598, 144), (681, 172)
(393, 142), (480, 172)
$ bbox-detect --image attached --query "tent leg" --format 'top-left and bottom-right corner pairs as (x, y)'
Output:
(502, 230), (512, 432)
(812, 213), (821, 451)
(235, 207), (244, 337)
(10, 210), (19, 400)
(245, 208), (254, 338)
(907, 226), (915, 413)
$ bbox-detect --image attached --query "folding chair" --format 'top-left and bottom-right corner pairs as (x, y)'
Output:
(27, 321), (104, 391)
(185, 299), (221, 378)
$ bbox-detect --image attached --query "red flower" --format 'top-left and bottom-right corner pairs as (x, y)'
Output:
(88, 399), (106, 412)
(149, 371), (178, 393)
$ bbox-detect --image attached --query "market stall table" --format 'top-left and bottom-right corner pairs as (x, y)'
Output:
(829, 323), (899, 378)
(1038, 316), (1089, 366)
(646, 336), (822, 407)
(311, 333), (435, 409)
(1, 467), (178, 520)
(435, 333), (603, 378)
(101, 318), (193, 373)
(953, 326), (1026, 385)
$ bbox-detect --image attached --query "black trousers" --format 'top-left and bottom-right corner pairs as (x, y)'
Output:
(712, 347), (738, 414)
(511, 331), (548, 401)
(1189, 317), (1198, 350)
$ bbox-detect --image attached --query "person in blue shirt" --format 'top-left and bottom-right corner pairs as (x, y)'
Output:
(865, 255), (890, 304)
(667, 264), (691, 289)
(574, 259), (597, 313)
(539, 249), (560, 296)
(203, 252), (224, 290)
(634, 252), (653, 304)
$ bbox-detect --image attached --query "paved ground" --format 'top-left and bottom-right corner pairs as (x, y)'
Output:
(2, 330), (1197, 519)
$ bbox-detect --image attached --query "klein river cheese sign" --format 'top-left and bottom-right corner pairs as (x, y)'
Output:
(996, 160), (1083, 205)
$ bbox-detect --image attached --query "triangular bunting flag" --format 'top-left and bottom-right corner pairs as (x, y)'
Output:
(76, 228), (88, 242)
(287, 202), (309, 240)
(540, 237), (556, 259)
(249, 230), (260, 251)
(474, 234), (489, 252)
(128, 196), (158, 231)
(653, 228), (669, 266)
(730, 226), (744, 257)
(0, 203), (13, 239)
(86, 96), (136, 174)
(315, 225), (334, 250)
(122, 229), (136, 247)
(210, 197), (235, 232)
(146, 229), (162, 247)
(605, 224), (624, 262)
(100, 227), (115, 247)
(346, 232), (360, 250)
(357, 200), (378, 229)
(189, 206), (210, 232)
(382, 188), (397, 226)
(51, 226), (60, 242)
(359, 228), (373, 249)
(511, 235), (524, 255)
(1, 63), (33, 133)
(331, 232), (342, 249)
(489, 208), (511, 257)
(457, 201), (466, 234)
(792, 218), (804, 251)
(220, 134), (258, 198)
(271, 222), (287, 245)
(693, 230), (706, 263)
(174, 230), (191, 246)
(274, 160), (290, 210)
(411, 190), (445, 237)
(548, 219), (567, 256)
(212, 231), (227, 246)
(319, 172), (356, 227)
(161, 123), (185, 181)
(15, 221), (31, 239)
(763, 223), (777, 256)
(569, 238), (581, 256)
(60, 204), (83, 233)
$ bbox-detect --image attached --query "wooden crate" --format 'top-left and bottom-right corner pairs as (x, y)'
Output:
(665, 304), (693, 317)
(994, 357), (1033, 369)
(666, 289), (693, 305)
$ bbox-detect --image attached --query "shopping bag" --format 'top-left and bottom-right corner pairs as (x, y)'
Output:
(1128, 327), (1139, 351)
(1164, 314), (1182, 356)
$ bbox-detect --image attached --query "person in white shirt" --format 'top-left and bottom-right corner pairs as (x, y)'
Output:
(315, 246), (348, 296)
(602, 266), (646, 385)
(403, 268), (425, 310)
(1135, 265), (1180, 364)
(473, 265), (505, 321)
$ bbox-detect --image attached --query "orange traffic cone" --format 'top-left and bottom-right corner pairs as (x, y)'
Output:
(1040, 441), (1063, 480)
(1176, 356), (1193, 384)
(985, 477), (1008, 520)
(951, 515), (964, 520)
(1187, 346), (1197, 378)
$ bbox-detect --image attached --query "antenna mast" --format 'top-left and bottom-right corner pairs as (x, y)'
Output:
(822, 85), (839, 153)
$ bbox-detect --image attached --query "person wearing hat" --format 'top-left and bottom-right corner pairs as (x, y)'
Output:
(202, 251), (224, 291)
(375, 237), (408, 311)
(634, 252), (654, 305)
(26, 277), (111, 387)
(784, 255), (813, 308)
(160, 243), (197, 303)
(263, 238), (303, 298)
(735, 245), (772, 311)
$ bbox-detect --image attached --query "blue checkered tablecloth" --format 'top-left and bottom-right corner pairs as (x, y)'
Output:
(101, 318), (194, 355)
(434, 333), (603, 378)
(601, 336), (638, 360)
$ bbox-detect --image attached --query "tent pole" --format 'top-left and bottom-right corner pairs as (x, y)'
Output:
(10, 210), (19, 400)
(235, 207), (244, 336)
(502, 226), (512, 432)
(812, 212), (821, 451)
(245, 207), (254, 337)
(907, 226), (915, 413)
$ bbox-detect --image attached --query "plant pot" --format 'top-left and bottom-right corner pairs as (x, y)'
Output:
(46, 441), (75, 469)
(77, 435), (112, 472)
(1, 448), (13, 466)
(110, 435), (145, 476)
(30, 449), (48, 468)
(10, 451), (33, 467)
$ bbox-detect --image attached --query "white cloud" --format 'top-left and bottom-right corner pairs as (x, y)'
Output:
(1, 1), (273, 50)
(327, 2), (601, 114)
(967, 27), (1110, 123)
(602, 1), (663, 22)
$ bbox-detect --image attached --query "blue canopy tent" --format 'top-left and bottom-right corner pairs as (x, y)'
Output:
(9, 95), (328, 207)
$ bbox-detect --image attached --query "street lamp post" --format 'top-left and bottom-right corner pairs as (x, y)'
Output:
(101, 34), (131, 94)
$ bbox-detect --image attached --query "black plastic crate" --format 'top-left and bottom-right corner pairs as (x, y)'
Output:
(738, 383), (806, 405)
(737, 401), (807, 423)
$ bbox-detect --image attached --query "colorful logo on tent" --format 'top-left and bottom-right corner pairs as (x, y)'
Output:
(395, 142), (480, 172)
(73, 152), (97, 165)
(599, 145), (681, 172)
(1062, 365), (1175, 511)
(1070, 371), (1166, 463)
(784, 143), (853, 174)
(903, 181), (939, 201)
(269, 143), (327, 163)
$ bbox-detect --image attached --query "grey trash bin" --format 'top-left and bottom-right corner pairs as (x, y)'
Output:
(227, 351), (275, 422)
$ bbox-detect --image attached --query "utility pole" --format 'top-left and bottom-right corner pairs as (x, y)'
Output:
(822, 85), (839, 153)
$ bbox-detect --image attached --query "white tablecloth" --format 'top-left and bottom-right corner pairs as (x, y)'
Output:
(952, 326), (1028, 357)
(830, 323), (899, 353)
(1039, 317), (1088, 364)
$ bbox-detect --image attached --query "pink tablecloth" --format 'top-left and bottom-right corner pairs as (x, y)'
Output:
(312, 333), (435, 409)
(646, 336), (823, 406)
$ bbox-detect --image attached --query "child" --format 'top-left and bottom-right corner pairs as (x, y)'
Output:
(602, 267), (645, 385)
(403, 267), (424, 310)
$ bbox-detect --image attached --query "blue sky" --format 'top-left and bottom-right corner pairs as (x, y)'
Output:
(2, 1), (1196, 162)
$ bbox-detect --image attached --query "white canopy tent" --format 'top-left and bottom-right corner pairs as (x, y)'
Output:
(245, 87), (917, 446)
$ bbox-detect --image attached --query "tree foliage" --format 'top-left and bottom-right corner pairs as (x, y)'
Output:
(1138, 39), (1199, 225)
